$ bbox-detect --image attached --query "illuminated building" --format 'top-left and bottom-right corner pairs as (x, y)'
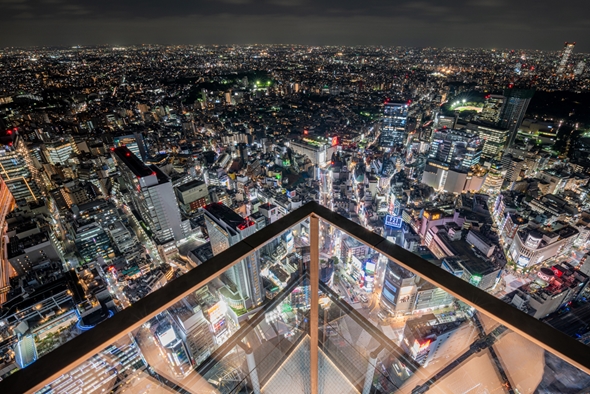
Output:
(481, 164), (505, 194)
(7, 230), (62, 276)
(510, 264), (588, 319)
(203, 203), (263, 308)
(175, 308), (216, 365)
(155, 323), (192, 377)
(0, 136), (42, 203)
(479, 94), (504, 124)
(71, 222), (114, 263)
(175, 179), (210, 213)
(466, 122), (509, 160)
(502, 154), (525, 183)
(380, 102), (409, 147)
(508, 225), (579, 268)
(401, 314), (477, 366)
(428, 129), (483, 171)
(500, 212), (527, 247)
(113, 133), (148, 161)
(518, 119), (557, 146)
(114, 146), (187, 244)
(499, 87), (535, 148)
(34, 337), (146, 393)
(289, 137), (338, 166)
(380, 260), (417, 316)
(42, 137), (79, 165)
(557, 42), (575, 74)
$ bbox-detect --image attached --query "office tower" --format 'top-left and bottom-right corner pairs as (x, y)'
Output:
(114, 133), (148, 162)
(203, 203), (263, 309)
(42, 137), (79, 165)
(466, 123), (509, 160)
(479, 94), (504, 125)
(428, 129), (483, 171)
(72, 222), (114, 263)
(0, 135), (42, 202)
(498, 87), (535, 148)
(113, 146), (186, 244)
(557, 42), (576, 74)
(379, 102), (409, 147)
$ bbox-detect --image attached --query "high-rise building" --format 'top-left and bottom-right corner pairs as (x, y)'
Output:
(557, 42), (576, 74)
(114, 133), (148, 162)
(380, 102), (409, 147)
(479, 94), (504, 124)
(42, 137), (79, 165)
(466, 123), (509, 160)
(203, 203), (263, 308)
(499, 87), (535, 148)
(71, 221), (114, 263)
(428, 129), (483, 170)
(113, 146), (186, 244)
(0, 135), (42, 203)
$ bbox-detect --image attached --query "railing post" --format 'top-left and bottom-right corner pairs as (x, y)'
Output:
(244, 346), (260, 394)
(362, 347), (382, 394)
(310, 214), (320, 394)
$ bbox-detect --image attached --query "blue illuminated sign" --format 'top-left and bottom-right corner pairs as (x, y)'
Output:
(385, 215), (403, 229)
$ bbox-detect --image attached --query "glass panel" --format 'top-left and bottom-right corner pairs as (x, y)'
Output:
(318, 218), (590, 393)
(30, 218), (309, 393)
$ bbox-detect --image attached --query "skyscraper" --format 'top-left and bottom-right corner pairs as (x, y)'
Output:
(203, 203), (263, 309)
(380, 102), (409, 147)
(0, 134), (42, 202)
(428, 129), (483, 171)
(114, 133), (148, 162)
(466, 122), (509, 160)
(557, 42), (576, 74)
(498, 87), (535, 148)
(113, 146), (186, 244)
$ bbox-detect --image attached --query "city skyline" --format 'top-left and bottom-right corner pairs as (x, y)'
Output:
(0, 0), (590, 51)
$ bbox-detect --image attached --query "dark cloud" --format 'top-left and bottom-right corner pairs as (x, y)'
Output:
(0, 0), (588, 50)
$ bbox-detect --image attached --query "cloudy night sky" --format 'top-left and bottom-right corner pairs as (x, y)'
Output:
(1, 0), (589, 51)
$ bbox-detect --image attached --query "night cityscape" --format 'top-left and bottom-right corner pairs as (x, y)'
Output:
(1, 2), (590, 394)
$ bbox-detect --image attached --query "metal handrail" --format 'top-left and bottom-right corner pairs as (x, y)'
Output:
(0, 201), (589, 393)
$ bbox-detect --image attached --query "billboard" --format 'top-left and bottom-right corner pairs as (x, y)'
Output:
(385, 215), (403, 229)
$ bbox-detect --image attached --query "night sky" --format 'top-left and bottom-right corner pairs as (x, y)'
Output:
(1, 0), (589, 51)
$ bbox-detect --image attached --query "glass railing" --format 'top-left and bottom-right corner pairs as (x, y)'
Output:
(1, 202), (589, 394)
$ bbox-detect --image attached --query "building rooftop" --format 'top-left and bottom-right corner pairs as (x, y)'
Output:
(113, 146), (153, 178)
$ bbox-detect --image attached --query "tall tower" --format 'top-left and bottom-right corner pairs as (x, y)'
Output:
(557, 42), (576, 74)
(380, 102), (409, 148)
(498, 87), (535, 148)
(202, 203), (263, 309)
(0, 133), (42, 202)
(113, 146), (186, 244)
